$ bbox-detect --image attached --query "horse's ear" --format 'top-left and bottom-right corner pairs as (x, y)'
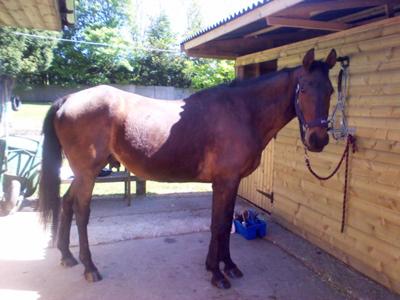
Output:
(325, 49), (337, 69)
(303, 48), (315, 71)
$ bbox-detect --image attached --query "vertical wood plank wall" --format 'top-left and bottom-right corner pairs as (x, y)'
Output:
(236, 17), (400, 294)
(238, 142), (274, 212)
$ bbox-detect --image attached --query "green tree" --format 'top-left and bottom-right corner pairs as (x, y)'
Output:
(48, 27), (134, 86)
(184, 59), (235, 90)
(46, 0), (137, 86)
(0, 28), (58, 78)
(75, 0), (136, 34)
(182, 1), (235, 90)
(133, 13), (190, 87)
(0, 27), (58, 126)
(184, 0), (203, 38)
(146, 13), (176, 50)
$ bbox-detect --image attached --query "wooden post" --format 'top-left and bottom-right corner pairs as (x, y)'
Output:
(125, 176), (131, 206)
(385, 4), (394, 18)
(136, 179), (146, 195)
(235, 65), (245, 79)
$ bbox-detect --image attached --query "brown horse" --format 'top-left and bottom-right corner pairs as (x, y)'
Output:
(39, 48), (337, 289)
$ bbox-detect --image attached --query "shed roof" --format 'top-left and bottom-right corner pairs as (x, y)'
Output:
(0, 0), (75, 31)
(181, 0), (400, 59)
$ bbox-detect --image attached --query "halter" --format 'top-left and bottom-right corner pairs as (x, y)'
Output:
(294, 83), (330, 143)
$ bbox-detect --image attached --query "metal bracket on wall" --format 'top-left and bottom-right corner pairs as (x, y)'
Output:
(257, 189), (274, 204)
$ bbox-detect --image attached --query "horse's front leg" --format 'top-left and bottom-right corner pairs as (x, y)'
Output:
(206, 177), (243, 289)
(73, 177), (102, 282)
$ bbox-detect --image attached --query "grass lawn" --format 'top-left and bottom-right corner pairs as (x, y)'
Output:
(9, 102), (51, 136)
(11, 102), (212, 196)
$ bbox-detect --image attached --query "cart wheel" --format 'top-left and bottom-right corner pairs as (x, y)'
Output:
(3, 176), (22, 213)
(11, 96), (21, 111)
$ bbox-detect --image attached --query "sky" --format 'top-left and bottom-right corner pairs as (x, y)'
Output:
(134, 0), (261, 41)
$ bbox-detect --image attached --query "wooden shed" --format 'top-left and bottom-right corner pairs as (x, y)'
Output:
(181, 0), (400, 294)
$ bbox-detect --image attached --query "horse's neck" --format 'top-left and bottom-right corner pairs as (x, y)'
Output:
(250, 69), (299, 149)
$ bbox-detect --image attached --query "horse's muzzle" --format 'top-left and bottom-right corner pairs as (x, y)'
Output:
(306, 131), (329, 152)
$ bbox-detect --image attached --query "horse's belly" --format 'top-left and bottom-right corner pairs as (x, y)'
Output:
(113, 133), (260, 183)
(111, 134), (208, 182)
(117, 152), (206, 182)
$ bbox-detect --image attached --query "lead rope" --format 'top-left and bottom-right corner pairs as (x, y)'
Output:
(304, 57), (357, 233)
(304, 134), (356, 232)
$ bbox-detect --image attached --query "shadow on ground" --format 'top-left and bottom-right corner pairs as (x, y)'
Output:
(0, 192), (398, 300)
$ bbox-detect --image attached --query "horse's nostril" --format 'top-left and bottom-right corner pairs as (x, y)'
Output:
(309, 132), (319, 148)
(309, 132), (329, 150)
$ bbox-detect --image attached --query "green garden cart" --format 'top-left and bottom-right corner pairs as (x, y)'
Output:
(0, 135), (42, 214)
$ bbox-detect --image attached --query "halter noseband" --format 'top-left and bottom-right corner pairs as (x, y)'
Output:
(294, 83), (330, 142)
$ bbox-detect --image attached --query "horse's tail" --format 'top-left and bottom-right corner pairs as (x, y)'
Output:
(38, 98), (65, 232)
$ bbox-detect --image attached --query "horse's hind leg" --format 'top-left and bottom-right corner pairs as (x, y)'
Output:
(58, 185), (78, 267)
(71, 175), (101, 282)
(206, 177), (243, 289)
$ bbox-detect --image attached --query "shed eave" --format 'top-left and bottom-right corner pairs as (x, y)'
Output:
(181, 0), (305, 54)
(181, 0), (400, 59)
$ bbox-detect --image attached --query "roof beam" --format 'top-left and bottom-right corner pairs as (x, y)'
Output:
(182, 48), (237, 60)
(281, 0), (398, 18)
(184, 30), (325, 59)
(244, 0), (399, 38)
(184, 36), (274, 58)
(245, 25), (282, 38)
(265, 16), (351, 31)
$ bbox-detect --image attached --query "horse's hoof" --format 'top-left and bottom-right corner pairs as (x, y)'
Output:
(211, 276), (231, 289)
(61, 256), (79, 268)
(84, 270), (103, 282)
(224, 266), (243, 279)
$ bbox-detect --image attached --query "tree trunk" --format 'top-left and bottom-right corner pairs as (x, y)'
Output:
(0, 75), (15, 136)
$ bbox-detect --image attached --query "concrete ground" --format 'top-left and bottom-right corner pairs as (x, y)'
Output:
(0, 192), (399, 300)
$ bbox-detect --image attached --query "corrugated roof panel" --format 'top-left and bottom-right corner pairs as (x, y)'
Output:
(181, 0), (272, 44)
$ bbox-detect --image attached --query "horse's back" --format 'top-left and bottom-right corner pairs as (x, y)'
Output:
(53, 85), (205, 180)
(53, 84), (260, 182)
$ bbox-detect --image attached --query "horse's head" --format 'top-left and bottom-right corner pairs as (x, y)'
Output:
(295, 48), (337, 152)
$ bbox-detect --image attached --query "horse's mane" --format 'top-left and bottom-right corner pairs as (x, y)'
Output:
(188, 60), (329, 99)
(189, 68), (293, 100)
(228, 61), (329, 88)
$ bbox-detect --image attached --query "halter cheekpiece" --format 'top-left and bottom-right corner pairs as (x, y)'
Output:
(294, 83), (330, 142)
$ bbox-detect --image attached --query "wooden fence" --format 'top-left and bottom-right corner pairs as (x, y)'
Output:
(236, 16), (400, 294)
